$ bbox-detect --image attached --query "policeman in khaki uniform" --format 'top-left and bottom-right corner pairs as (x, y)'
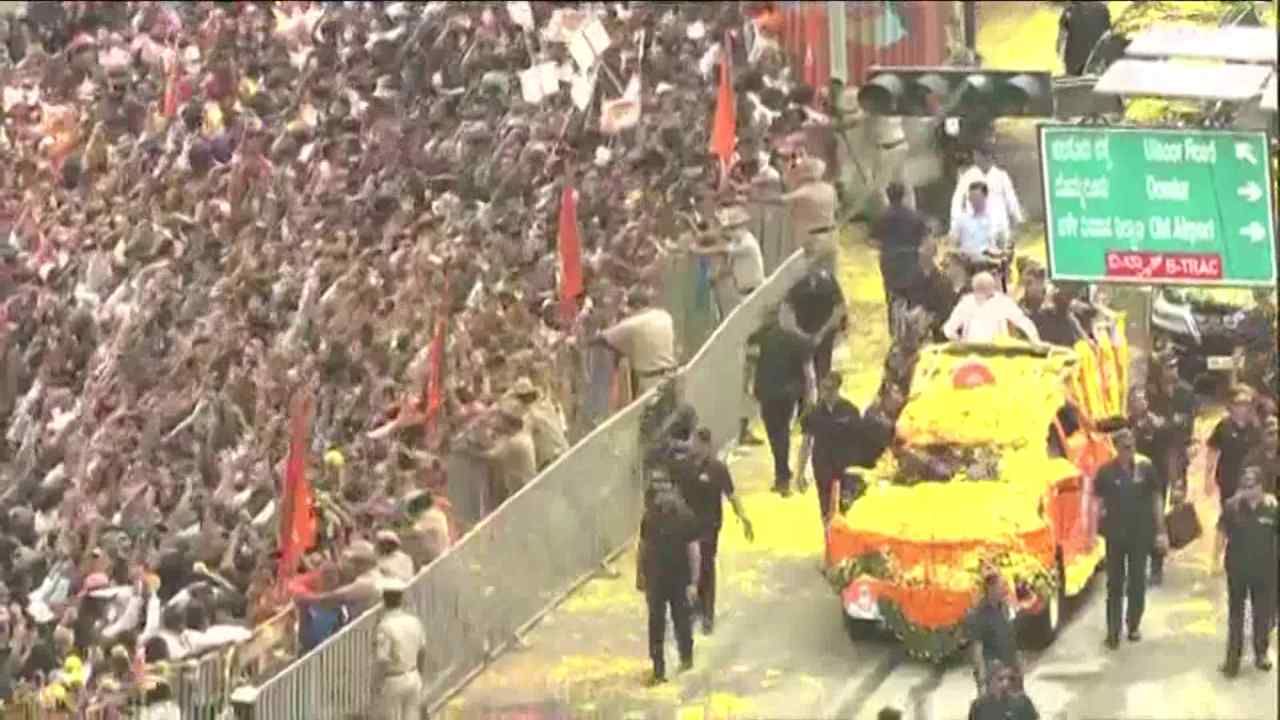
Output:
(374, 578), (427, 720)
(1215, 467), (1278, 677)
(508, 376), (569, 471)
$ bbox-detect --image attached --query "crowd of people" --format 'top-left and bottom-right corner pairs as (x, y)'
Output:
(0, 0), (845, 714)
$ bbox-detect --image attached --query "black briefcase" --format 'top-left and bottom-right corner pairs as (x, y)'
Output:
(1165, 502), (1202, 551)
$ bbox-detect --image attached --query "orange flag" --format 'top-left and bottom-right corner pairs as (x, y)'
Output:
(162, 51), (180, 118)
(557, 183), (583, 324)
(277, 392), (316, 583)
(708, 34), (736, 181)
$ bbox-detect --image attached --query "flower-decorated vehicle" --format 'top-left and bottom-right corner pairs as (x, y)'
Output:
(825, 327), (1130, 660)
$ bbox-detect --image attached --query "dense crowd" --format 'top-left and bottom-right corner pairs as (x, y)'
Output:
(0, 0), (833, 712)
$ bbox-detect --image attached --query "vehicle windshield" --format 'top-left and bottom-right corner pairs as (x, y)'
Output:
(1161, 287), (1256, 310)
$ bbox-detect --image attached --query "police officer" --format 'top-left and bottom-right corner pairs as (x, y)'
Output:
(1093, 428), (1169, 649)
(637, 474), (701, 685)
(1215, 467), (1277, 677)
(373, 579), (426, 720)
(966, 567), (1020, 694)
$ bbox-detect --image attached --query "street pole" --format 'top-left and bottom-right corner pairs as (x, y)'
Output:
(963, 1), (977, 51)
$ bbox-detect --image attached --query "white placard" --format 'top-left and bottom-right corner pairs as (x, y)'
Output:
(568, 17), (612, 72)
(506, 1), (534, 31)
(571, 70), (597, 111)
(536, 62), (560, 95)
(519, 66), (546, 104)
(568, 31), (596, 71)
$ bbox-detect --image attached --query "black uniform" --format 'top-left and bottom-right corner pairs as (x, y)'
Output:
(969, 692), (1039, 720)
(748, 321), (812, 491)
(800, 398), (862, 520)
(1218, 495), (1278, 670)
(1094, 455), (1159, 641)
(871, 203), (928, 333)
(1209, 419), (1262, 509)
(965, 598), (1019, 679)
(784, 271), (845, 382)
(639, 492), (701, 679)
(1145, 379), (1196, 579)
(675, 456), (735, 626)
(1059, 1), (1112, 76)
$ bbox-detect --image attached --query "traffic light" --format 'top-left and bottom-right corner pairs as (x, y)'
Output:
(857, 67), (1054, 118)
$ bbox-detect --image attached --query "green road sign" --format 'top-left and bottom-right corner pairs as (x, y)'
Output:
(1038, 125), (1277, 286)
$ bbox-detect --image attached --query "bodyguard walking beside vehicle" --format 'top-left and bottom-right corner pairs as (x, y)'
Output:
(637, 478), (702, 685)
(1215, 467), (1277, 678)
(1144, 354), (1197, 585)
(676, 428), (754, 635)
(748, 313), (815, 496)
(1093, 428), (1169, 649)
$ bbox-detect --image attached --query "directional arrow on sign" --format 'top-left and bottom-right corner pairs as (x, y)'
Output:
(1238, 181), (1264, 203)
(1235, 142), (1258, 165)
(1240, 222), (1267, 243)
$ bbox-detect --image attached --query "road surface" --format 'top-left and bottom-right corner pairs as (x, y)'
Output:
(444, 230), (1277, 720)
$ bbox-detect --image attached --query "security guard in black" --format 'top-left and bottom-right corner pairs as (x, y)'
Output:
(638, 484), (701, 683)
(1216, 467), (1278, 676)
(1093, 429), (1168, 647)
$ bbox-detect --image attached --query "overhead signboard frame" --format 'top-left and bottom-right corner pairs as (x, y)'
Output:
(1125, 25), (1279, 65)
(1038, 124), (1276, 287)
(1094, 59), (1273, 103)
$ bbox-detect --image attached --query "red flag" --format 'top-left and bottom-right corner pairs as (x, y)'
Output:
(557, 183), (583, 324)
(162, 54), (180, 118)
(422, 314), (447, 442)
(708, 34), (736, 181)
(277, 392), (316, 583)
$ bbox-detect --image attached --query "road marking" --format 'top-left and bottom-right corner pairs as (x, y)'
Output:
(822, 650), (902, 719)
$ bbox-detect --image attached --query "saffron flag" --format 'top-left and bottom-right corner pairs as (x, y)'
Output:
(708, 35), (736, 180)
(557, 183), (583, 323)
(162, 49), (180, 118)
(277, 392), (316, 583)
(422, 313), (447, 441)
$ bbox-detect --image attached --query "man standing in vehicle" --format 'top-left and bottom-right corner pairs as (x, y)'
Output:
(1094, 428), (1169, 649)
(950, 144), (1023, 242)
(1214, 467), (1277, 677)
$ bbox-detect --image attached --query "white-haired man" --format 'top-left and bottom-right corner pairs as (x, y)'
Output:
(943, 272), (1040, 344)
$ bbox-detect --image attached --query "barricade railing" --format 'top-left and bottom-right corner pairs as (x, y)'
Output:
(233, 207), (804, 720)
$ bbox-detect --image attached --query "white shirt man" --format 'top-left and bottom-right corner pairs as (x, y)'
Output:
(950, 149), (1023, 237)
(944, 272), (1041, 343)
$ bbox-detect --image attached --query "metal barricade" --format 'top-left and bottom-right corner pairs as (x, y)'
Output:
(680, 252), (809, 451)
(236, 207), (805, 720)
(661, 251), (720, 362)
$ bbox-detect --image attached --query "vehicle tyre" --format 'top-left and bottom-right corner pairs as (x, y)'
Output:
(843, 612), (880, 642)
(1021, 561), (1066, 651)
